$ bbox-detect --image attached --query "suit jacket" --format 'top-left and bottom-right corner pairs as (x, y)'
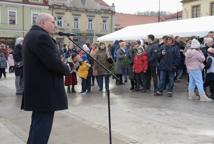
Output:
(21, 25), (70, 111)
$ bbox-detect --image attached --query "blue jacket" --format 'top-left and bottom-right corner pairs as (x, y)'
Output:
(112, 41), (120, 62)
(0, 53), (7, 68)
(158, 44), (180, 71)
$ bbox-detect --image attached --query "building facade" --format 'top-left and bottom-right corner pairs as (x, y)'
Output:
(182, 0), (214, 19)
(49, 0), (115, 47)
(0, 0), (49, 48)
(0, 0), (115, 48)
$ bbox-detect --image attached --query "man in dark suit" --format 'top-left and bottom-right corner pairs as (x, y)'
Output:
(22, 13), (70, 144)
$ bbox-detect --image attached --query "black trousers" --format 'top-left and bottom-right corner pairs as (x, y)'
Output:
(146, 67), (158, 92)
(207, 80), (214, 96)
(27, 111), (54, 144)
(0, 68), (6, 78)
(116, 74), (123, 85)
(134, 72), (146, 91)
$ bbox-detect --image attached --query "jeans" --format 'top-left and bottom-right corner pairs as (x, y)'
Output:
(15, 75), (24, 94)
(188, 70), (205, 96)
(27, 111), (54, 144)
(124, 68), (128, 81)
(97, 75), (110, 91)
(86, 76), (91, 92)
(158, 70), (175, 93)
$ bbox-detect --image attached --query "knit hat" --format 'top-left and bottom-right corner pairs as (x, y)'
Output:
(190, 39), (201, 49)
(208, 47), (214, 54)
(137, 48), (143, 54)
(83, 44), (90, 53)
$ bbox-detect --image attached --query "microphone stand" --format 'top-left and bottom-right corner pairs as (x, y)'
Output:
(65, 36), (119, 144)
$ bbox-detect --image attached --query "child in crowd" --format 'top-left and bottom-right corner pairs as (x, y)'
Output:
(64, 54), (78, 93)
(133, 47), (148, 92)
(77, 52), (90, 95)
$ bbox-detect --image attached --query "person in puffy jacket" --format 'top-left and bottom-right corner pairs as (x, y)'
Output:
(156, 36), (180, 97)
(13, 37), (24, 95)
(0, 51), (7, 79)
(185, 39), (212, 102)
(133, 47), (148, 92)
(205, 47), (214, 99)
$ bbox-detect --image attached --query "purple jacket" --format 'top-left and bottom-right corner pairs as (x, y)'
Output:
(185, 49), (205, 71)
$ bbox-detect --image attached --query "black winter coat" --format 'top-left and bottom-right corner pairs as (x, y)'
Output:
(158, 44), (180, 71)
(146, 42), (159, 70)
(13, 44), (23, 76)
(21, 25), (70, 111)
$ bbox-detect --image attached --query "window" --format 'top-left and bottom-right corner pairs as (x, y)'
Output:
(211, 2), (214, 15)
(88, 18), (93, 30)
(192, 5), (200, 18)
(102, 19), (108, 31)
(31, 10), (39, 25)
(8, 8), (17, 25)
(73, 17), (79, 29)
(55, 16), (63, 28)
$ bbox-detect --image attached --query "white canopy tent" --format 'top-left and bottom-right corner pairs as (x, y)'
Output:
(98, 16), (214, 41)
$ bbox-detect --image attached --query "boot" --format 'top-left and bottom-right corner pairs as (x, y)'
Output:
(67, 86), (71, 93)
(72, 85), (76, 93)
(188, 92), (199, 100)
(130, 80), (135, 90)
(200, 94), (212, 102)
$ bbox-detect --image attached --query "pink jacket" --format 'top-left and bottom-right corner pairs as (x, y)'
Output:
(7, 54), (14, 67)
(185, 49), (205, 71)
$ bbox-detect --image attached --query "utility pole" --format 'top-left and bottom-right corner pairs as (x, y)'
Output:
(176, 0), (179, 20)
(158, 0), (161, 22)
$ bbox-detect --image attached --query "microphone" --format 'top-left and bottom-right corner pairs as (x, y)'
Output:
(58, 32), (76, 36)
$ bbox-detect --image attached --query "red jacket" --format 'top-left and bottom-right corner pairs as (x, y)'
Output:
(133, 52), (148, 73)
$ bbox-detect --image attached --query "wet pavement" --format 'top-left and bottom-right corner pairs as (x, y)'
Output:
(1, 73), (214, 144)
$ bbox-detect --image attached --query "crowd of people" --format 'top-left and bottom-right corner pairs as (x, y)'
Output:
(0, 37), (24, 95)
(60, 32), (214, 102)
(1, 29), (214, 103)
(1, 13), (213, 144)
(0, 43), (14, 79)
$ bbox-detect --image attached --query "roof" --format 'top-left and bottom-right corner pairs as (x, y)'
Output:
(182, 0), (198, 3)
(98, 16), (214, 41)
(95, 0), (110, 7)
(115, 13), (160, 29)
(0, 0), (48, 6)
(163, 11), (182, 20)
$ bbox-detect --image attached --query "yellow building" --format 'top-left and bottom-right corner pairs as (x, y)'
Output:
(182, 0), (214, 18)
(0, 0), (49, 48)
(49, 0), (115, 47)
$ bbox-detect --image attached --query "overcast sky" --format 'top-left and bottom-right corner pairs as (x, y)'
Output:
(103, 0), (183, 14)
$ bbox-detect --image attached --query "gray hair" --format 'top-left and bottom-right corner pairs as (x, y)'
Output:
(35, 13), (52, 25)
(15, 37), (24, 46)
